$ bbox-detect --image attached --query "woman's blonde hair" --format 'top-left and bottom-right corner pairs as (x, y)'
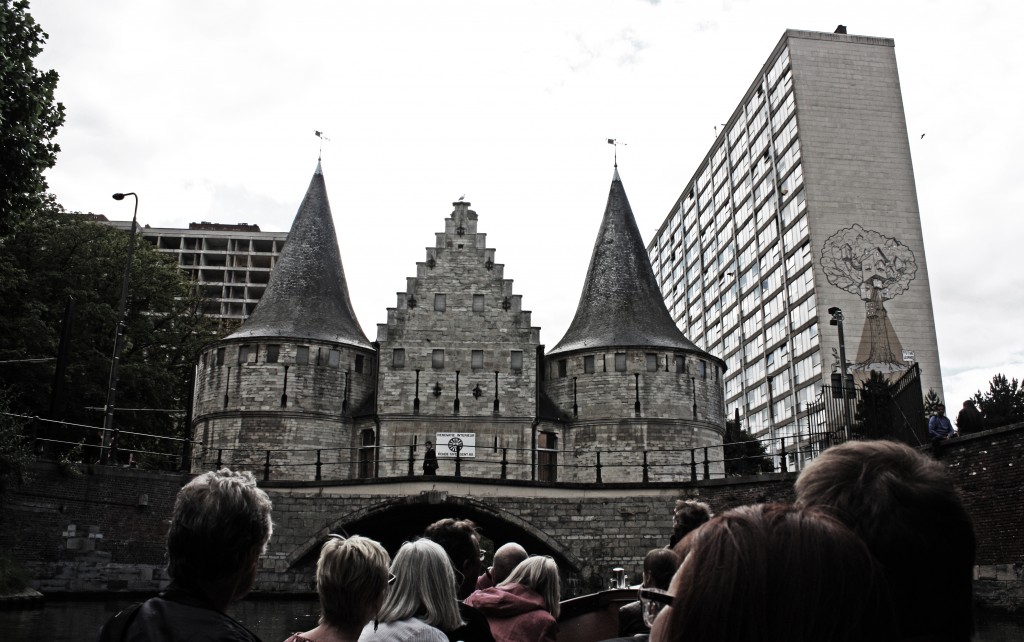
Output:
(377, 538), (464, 631)
(500, 556), (561, 618)
(316, 535), (390, 630)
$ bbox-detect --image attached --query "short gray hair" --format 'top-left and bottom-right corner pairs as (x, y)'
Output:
(166, 469), (273, 587)
(378, 539), (464, 631)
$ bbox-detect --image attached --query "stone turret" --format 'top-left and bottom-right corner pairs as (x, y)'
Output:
(542, 169), (727, 481)
(191, 163), (376, 478)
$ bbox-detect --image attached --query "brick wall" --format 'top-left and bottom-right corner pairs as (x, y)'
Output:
(936, 423), (1024, 610)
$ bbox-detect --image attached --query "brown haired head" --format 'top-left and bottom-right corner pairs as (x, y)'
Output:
(795, 440), (975, 641)
(656, 504), (895, 642)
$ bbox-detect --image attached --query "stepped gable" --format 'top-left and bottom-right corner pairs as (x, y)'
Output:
(549, 168), (703, 355)
(227, 162), (371, 348)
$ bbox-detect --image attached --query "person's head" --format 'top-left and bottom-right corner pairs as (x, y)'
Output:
(426, 440), (433, 449)
(642, 549), (680, 590)
(316, 535), (390, 633)
(963, 399), (975, 408)
(669, 500), (712, 547)
(423, 517), (482, 598)
(166, 469), (273, 607)
(378, 539), (463, 632)
(937, 403), (946, 415)
(652, 504), (895, 642)
(795, 440), (976, 641)
(500, 556), (561, 618)
(490, 542), (529, 585)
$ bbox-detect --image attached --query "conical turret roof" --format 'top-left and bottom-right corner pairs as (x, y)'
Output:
(549, 169), (703, 355)
(226, 163), (371, 348)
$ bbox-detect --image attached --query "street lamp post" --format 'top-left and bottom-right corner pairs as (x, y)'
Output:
(100, 192), (139, 464)
(827, 306), (853, 442)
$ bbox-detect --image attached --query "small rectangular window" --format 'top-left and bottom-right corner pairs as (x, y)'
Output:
(238, 345), (251, 364)
(296, 346), (309, 365)
(558, 359), (567, 378)
(432, 349), (445, 369)
(584, 355), (595, 374)
(700, 359), (708, 379)
(393, 348), (406, 368)
(615, 353), (627, 372)
(674, 355), (685, 374)
(266, 345), (280, 363)
(329, 350), (341, 368)
(646, 353), (659, 372)
(473, 294), (485, 312)
(600, 354), (607, 372)
(472, 350), (484, 369)
(216, 347), (225, 366)
(510, 351), (523, 372)
(434, 293), (447, 311)
(355, 354), (365, 373)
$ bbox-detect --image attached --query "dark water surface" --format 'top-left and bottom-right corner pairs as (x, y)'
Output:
(1, 596), (1022, 641)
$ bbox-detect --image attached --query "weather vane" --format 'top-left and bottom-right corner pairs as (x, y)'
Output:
(314, 130), (331, 161)
(607, 138), (627, 167)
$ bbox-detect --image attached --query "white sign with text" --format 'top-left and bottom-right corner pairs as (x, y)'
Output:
(435, 432), (476, 458)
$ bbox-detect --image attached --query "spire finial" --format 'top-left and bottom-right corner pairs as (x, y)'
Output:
(607, 138), (626, 168)
(314, 130), (331, 162)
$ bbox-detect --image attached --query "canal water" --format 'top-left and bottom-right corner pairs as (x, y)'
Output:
(1, 596), (1022, 641)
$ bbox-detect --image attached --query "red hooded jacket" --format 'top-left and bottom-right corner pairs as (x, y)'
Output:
(464, 583), (557, 642)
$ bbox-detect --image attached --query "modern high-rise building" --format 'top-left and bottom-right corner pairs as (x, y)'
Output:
(88, 216), (287, 324)
(647, 28), (942, 452)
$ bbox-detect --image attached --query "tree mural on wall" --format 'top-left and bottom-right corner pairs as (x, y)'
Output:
(820, 224), (917, 377)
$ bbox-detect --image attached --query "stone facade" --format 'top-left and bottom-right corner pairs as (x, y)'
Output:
(192, 169), (726, 483)
(373, 201), (542, 480)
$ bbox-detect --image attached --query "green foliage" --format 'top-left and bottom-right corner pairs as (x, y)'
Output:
(855, 370), (897, 439)
(0, 0), (66, 237)
(724, 420), (774, 476)
(972, 374), (1024, 430)
(0, 210), (221, 465)
(0, 390), (33, 492)
(0, 554), (29, 594)
(923, 388), (943, 415)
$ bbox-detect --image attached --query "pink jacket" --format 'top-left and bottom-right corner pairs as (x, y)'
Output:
(464, 583), (557, 642)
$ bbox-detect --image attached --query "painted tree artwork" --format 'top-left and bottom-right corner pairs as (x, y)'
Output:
(820, 224), (917, 376)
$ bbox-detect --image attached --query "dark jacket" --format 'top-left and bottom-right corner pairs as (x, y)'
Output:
(98, 586), (261, 642)
(445, 602), (496, 642)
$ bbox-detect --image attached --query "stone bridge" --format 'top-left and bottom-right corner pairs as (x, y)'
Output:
(2, 424), (1021, 609)
(258, 475), (793, 593)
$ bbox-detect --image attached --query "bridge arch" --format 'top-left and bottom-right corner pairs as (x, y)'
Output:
(283, 491), (584, 575)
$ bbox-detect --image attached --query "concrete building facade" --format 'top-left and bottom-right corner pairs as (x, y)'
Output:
(98, 217), (287, 325)
(647, 28), (942, 453)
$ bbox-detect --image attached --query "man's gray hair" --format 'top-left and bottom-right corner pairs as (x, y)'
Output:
(166, 469), (273, 587)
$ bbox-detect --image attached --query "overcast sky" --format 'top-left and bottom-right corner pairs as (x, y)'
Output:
(32, 0), (1023, 410)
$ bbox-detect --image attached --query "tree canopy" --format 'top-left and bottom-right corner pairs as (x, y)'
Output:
(0, 0), (65, 237)
(972, 374), (1024, 431)
(0, 209), (220, 465)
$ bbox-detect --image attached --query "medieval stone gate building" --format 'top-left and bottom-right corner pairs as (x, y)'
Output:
(192, 163), (727, 486)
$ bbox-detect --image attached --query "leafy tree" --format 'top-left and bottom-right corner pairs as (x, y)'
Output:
(0, 210), (220, 467)
(972, 374), (1024, 430)
(0, 390), (32, 493)
(856, 370), (896, 439)
(923, 388), (942, 416)
(0, 0), (65, 237)
(723, 419), (774, 476)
